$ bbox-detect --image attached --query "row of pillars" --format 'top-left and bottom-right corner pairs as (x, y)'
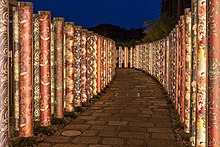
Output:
(0, 1), (117, 146)
(117, 46), (134, 68)
(132, 0), (220, 146)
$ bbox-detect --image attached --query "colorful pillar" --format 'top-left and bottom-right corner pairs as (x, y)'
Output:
(81, 29), (87, 103)
(50, 21), (55, 115)
(184, 8), (192, 133)
(0, 0), (9, 145)
(74, 26), (82, 106)
(13, 7), (20, 131)
(124, 47), (128, 68)
(97, 36), (101, 93)
(190, 1), (198, 146)
(180, 15), (185, 123)
(196, 0), (207, 146)
(33, 14), (40, 122)
(18, 2), (33, 137)
(54, 17), (64, 118)
(65, 22), (74, 112)
(92, 34), (98, 96)
(208, 0), (220, 146)
(86, 31), (93, 100)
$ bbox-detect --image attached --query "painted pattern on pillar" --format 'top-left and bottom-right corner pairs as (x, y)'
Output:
(180, 16), (185, 123)
(208, 0), (220, 146)
(92, 34), (98, 96)
(184, 9), (192, 134)
(18, 2), (33, 137)
(196, 0), (207, 146)
(74, 26), (82, 106)
(0, 0), (9, 145)
(86, 32), (93, 100)
(81, 30), (87, 103)
(13, 7), (20, 130)
(33, 14), (40, 122)
(65, 22), (74, 112)
(190, 2), (197, 146)
(50, 21), (55, 115)
(54, 17), (64, 118)
(39, 11), (51, 126)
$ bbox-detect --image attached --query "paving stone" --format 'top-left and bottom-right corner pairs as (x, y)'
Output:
(118, 132), (149, 139)
(127, 139), (145, 145)
(102, 138), (124, 145)
(72, 136), (100, 144)
(98, 130), (118, 137)
(38, 143), (51, 147)
(108, 121), (128, 126)
(53, 144), (87, 147)
(89, 145), (111, 147)
(81, 130), (98, 136)
(152, 132), (175, 140)
(63, 124), (91, 130)
(44, 136), (71, 143)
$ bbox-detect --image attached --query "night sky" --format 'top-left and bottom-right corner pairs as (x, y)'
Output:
(23, 0), (161, 29)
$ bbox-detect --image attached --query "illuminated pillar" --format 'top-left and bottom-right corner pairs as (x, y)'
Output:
(54, 17), (64, 118)
(86, 31), (93, 100)
(33, 14), (40, 122)
(81, 29), (87, 103)
(50, 21), (55, 115)
(124, 47), (128, 68)
(166, 37), (170, 93)
(103, 38), (107, 87)
(196, 0), (207, 146)
(0, 0), (9, 145)
(97, 36), (101, 93)
(18, 2), (33, 137)
(130, 47), (133, 68)
(180, 15), (185, 123)
(39, 11), (51, 126)
(207, 0), (220, 146)
(65, 22), (74, 112)
(107, 39), (111, 84)
(175, 25), (179, 111)
(100, 37), (104, 90)
(119, 46), (122, 68)
(13, 7), (20, 130)
(184, 8), (192, 133)
(92, 34), (98, 96)
(190, 1), (197, 146)
(74, 26), (82, 106)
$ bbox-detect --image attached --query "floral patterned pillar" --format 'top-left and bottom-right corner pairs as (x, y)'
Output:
(103, 38), (107, 87)
(33, 14), (40, 121)
(207, 0), (220, 146)
(74, 26), (82, 106)
(13, 7), (20, 130)
(130, 47), (133, 68)
(190, 1), (198, 145)
(0, 0), (9, 144)
(65, 22), (74, 112)
(86, 31), (93, 100)
(124, 47), (128, 68)
(107, 39), (111, 84)
(18, 2), (33, 137)
(100, 37), (104, 91)
(119, 46), (122, 68)
(166, 37), (170, 93)
(54, 17), (64, 118)
(39, 11), (51, 126)
(196, 0), (207, 146)
(180, 15), (185, 123)
(92, 34), (98, 96)
(81, 29), (87, 103)
(50, 21), (55, 115)
(97, 36), (101, 93)
(175, 25), (179, 111)
(184, 8), (192, 133)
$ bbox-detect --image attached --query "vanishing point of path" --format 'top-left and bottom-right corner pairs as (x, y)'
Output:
(39, 69), (177, 147)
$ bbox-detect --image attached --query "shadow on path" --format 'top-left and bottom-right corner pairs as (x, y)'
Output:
(40, 69), (177, 147)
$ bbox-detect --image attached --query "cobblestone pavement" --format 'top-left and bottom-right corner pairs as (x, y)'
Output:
(39, 69), (177, 147)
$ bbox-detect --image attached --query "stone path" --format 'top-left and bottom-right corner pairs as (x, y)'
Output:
(39, 69), (177, 147)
